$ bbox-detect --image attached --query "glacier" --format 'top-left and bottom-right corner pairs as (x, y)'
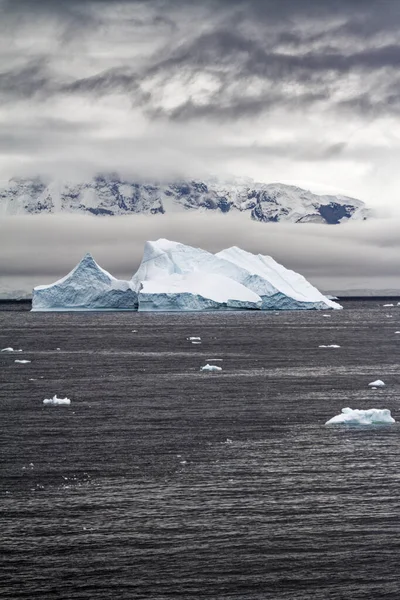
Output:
(32, 253), (137, 311)
(132, 239), (340, 312)
(325, 408), (395, 426)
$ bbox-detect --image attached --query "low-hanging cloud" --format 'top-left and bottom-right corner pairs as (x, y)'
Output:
(1, 213), (400, 296)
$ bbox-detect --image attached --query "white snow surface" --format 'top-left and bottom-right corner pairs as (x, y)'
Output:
(325, 407), (395, 426)
(43, 395), (71, 405)
(368, 380), (385, 387)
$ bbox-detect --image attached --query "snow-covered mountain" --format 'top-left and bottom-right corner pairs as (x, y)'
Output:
(0, 175), (369, 224)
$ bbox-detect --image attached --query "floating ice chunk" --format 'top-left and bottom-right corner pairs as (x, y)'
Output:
(383, 304), (394, 307)
(43, 395), (71, 406)
(326, 407), (395, 425)
(395, 331), (400, 334)
(15, 359), (31, 364)
(368, 380), (385, 387)
(191, 341), (202, 344)
(2, 347), (22, 352)
(319, 344), (340, 348)
(200, 364), (222, 372)
(323, 315), (331, 318)
(188, 337), (201, 341)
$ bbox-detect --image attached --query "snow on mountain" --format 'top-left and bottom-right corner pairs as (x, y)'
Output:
(216, 246), (341, 310)
(0, 175), (370, 224)
(131, 238), (340, 311)
(32, 253), (137, 311)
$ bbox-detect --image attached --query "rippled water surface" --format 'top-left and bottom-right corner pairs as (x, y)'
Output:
(1, 301), (400, 599)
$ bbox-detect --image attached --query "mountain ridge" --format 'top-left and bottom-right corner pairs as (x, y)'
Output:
(0, 175), (370, 224)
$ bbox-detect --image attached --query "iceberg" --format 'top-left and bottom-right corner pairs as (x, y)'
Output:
(368, 380), (385, 387)
(14, 359), (31, 364)
(325, 407), (395, 426)
(32, 253), (137, 311)
(131, 239), (338, 312)
(43, 395), (71, 405)
(133, 240), (261, 311)
(319, 344), (341, 348)
(216, 246), (342, 310)
(200, 364), (222, 372)
(1, 347), (22, 352)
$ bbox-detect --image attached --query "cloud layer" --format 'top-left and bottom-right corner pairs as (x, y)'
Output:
(0, 0), (400, 206)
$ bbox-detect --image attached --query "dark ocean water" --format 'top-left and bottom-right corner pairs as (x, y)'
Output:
(1, 301), (400, 599)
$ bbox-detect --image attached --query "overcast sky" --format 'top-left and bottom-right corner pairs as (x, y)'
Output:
(1, 0), (400, 208)
(1, 0), (400, 294)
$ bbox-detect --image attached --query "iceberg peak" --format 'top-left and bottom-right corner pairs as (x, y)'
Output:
(32, 253), (137, 311)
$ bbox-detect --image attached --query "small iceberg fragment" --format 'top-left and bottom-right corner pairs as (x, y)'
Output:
(43, 395), (71, 406)
(326, 407), (395, 425)
(395, 331), (400, 334)
(200, 364), (222, 372)
(368, 380), (385, 388)
(319, 344), (341, 348)
(383, 304), (394, 307)
(2, 347), (22, 352)
(191, 341), (202, 345)
(15, 359), (31, 364)
(188, 337), (201, 341)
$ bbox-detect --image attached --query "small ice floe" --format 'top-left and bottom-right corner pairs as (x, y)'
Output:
(383, 304), (394, 307)
(191, 341), (202, 345)
(395, 331), (400, 334)
(323, 315), (331, 318)
(15, 359), (31, 364)
(43, 395), (71, 406)
(200, 364), (222, 372)
(56, 348), (61, 351)
(1, 347), (22, 352)
(132, 330), (138, 333)
(225, 438), (233, 444)
(368, 380), (385, 388)
(188, 337), (201, 341)
(319, 345), (341, 348)
(326, 407), (395, 426)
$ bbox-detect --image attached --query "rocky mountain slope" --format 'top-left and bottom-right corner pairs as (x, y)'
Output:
(0, 175), (370, 224)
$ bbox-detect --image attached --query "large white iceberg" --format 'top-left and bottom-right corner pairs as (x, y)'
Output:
(132, 240), (261, 311)
(32, 253), (137, 311)
(325, 407), (395, 426)
(216, 246), (341, 310)
(131, 239), (340, 311)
